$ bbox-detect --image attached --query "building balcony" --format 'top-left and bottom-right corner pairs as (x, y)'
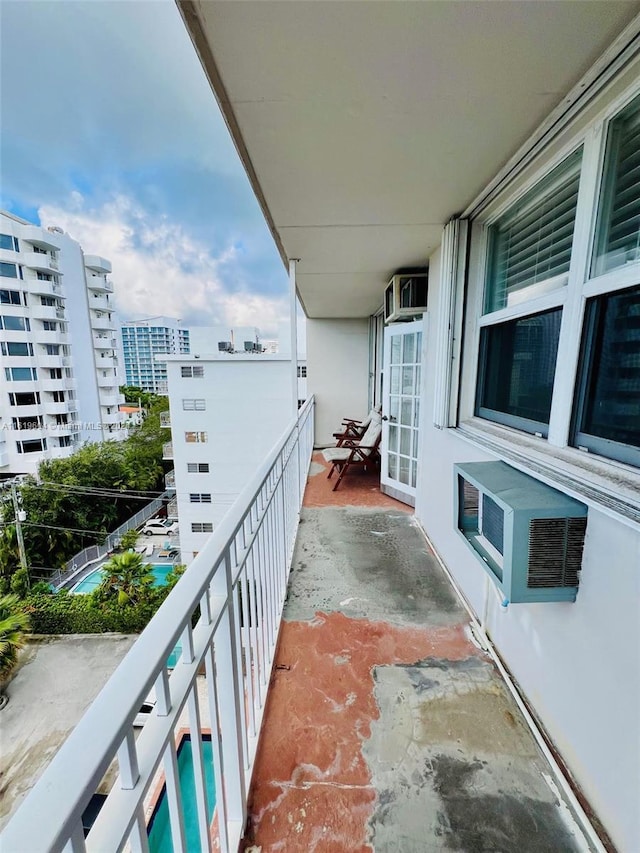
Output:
(36, 355), (65, 369)
(97, 373), (117, 388)
(160, 411), (171, 428)
(19, 227), (61, 253)
(24, 278), (63, 299)
(165, 469), (175, 489)
(162, 441), (173, 460)
(42, 401), (72, 416)
(99, 394), (120, 408)
(0, 396), (596, 852)
(84, 255), (112, 275)
(93, 334), (117, 349)
(31, 305), (62, 322)
(95, 354), (115, 369)
(90, 315), (113, 331)
(89, 295), (111, 312)
(20, 252), (60, 274)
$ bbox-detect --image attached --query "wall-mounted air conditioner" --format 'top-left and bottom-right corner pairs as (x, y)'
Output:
(217, 341), (233, 353)
(454, 461), (587, 603)
(384, 272), (428, 324)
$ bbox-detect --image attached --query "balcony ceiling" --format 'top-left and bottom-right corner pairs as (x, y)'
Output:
(179, 0), (640, 317)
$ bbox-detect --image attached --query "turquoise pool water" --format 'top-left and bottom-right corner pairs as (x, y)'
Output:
(148, 735), (216, 853)
(71, 563), (174, 594)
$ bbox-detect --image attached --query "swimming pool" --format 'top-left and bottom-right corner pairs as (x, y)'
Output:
(147, 734), (216, 853)
(71, 563), (175, 595)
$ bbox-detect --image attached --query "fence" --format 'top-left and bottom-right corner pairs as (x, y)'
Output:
(48, 493), (170, 589)
(2, 396), (315, 852)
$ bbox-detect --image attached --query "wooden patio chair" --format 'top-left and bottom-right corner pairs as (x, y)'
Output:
(322, 415), (382, 491)
(332, 406), (381, 446)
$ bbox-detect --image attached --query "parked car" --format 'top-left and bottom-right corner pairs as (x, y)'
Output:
(140, 519), (179, 536)
(133, 696), (156, 727)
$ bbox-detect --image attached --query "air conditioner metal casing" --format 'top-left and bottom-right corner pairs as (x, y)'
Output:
(384, 272), (428, 323)
(454, 461), (588, 603)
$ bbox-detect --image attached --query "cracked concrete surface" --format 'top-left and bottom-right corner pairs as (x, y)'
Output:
(241, 454), (594, 852)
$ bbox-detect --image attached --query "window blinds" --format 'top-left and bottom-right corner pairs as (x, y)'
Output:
(595, 97), (640, 274)
(486, 150), (582, 313)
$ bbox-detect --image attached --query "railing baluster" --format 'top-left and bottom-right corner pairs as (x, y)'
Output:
(187, 687), (213, 853)
(163, 740), (187, 853)
(204, 645), (228, 853)
(62, 822), (86, 853)
(240, 565), (257, 736)
(117, 729), (139, 789)
(155, 667), (171, 715)
(231, 580), (249, 768)
(128, 803), (151, 853)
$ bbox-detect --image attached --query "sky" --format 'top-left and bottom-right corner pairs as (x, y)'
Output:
(0, 0), (292, 338)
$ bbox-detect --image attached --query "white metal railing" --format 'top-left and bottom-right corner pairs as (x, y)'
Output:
(1, 397), (315, 853)
(162, 441), (173, 460)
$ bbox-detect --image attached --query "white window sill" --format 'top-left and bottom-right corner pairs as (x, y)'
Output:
(455, 418), (640, 527)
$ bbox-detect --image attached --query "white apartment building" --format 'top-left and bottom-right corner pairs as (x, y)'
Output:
(0, 211), (125, 475)
(161, 353), (294, 561)
(120, 317), (190, 394)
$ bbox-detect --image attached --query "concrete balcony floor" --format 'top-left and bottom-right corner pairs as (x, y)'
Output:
(241, 454), (592, 852)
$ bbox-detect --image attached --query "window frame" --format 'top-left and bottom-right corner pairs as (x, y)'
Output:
(461, 81), (640, 479)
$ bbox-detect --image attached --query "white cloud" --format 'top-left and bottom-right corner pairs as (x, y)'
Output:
(38, 195), (289, 337)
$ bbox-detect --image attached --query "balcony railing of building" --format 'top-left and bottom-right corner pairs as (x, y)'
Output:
(162, 441), (173, 460)
(165, 469), (175, 490)
(2, 397), (315, 853)
(160, 411), (171, 428)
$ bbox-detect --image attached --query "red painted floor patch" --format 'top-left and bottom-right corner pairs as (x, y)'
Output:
(303, 453), (411, 511)
(242, 612), (478, 851)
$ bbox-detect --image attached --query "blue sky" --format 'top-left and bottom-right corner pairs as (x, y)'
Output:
(0, 0), (290, 335)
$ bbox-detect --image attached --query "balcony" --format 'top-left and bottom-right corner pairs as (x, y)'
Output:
(0, 396), (595, 852)
(20, 252), (60, 274)
(90, 315), (113, 331)
(165, 469), (175, 489)
(97, 373), (117, 388)
(90, 295), (111, 312)
(84, 255), (112, 275)
(25, 278), (63, 299)
(93, 334), (117, 349)
(99, 394), (120, 408)
(162, 441), (173, 460)
(95, 354), (115, 368)
(160, 411), (171, 428)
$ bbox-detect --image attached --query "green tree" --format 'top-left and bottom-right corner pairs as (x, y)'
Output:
(0, 593), (30, 708)
(95, 551), (155, 606)
(119, 385), (162, 409)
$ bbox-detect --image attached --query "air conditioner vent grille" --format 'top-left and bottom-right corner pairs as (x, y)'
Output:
(462, 480), (479, 517)
(527, 517), (587, 588)
(482, 494), (504, 555)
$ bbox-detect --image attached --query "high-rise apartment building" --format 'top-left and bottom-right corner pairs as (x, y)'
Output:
(0, 211), (125, 475)
(120, 317), (190, 394)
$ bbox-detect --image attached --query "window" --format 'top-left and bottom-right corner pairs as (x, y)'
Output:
(189, 493), (212, 503)
(476, 309), (562, 436)
(485, 150), (581, 313)
(1, 342), (32, 357)
(5, 367), (37, 381)
(572, 285), (640, 465)
(184, 431), (207, 443)
(297, 365), (307, 378)
(0, 234), (19, 251)
(49, 368), (62, 379)
(17, 438), (46, 454)
(0, 262), (18, 279)
(40, 296), (56, 306)
(181, 365), (204, 378)
(55, 413), (69, 425)
(1, 315), (29, 331)
(51, 390), (65, 403)
(0, 289), (21, 305)
(12, 416), (43, 430)
(45, 344), (60, 355)
(42, 321), (57, 331)
(37, 271), (53, 281)
(58, 435), (72, 448)
(593, 95), (640, 276)
(182, 398), (206, 411)
(191, 522), (213, 533)
(187, 462), (209, 473)
(9, 392), (40, 406)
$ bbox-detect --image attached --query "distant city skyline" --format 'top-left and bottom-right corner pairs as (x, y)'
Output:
(0, 0), (290, 337)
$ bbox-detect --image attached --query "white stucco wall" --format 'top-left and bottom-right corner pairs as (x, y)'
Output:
(165, 356), (294, 561)
(415, 245), (640, 852)
(307, 318), (370, 446)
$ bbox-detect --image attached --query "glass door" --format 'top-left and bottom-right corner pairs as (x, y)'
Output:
(381, 319), (424, 505)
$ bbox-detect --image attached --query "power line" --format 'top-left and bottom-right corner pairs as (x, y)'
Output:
(21, 521), (111, 539)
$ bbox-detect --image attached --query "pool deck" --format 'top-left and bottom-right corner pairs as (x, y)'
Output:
(62, 534), (181, 592)
(239, 453), (595, 852)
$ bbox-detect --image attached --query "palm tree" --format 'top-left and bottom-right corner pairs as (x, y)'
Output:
(0, 593), (30, 710)
(96, 551), (155, 606)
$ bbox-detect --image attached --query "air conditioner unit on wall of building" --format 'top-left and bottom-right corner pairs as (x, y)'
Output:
(454, 461), (588, 604)
(384, 271), (428, 323)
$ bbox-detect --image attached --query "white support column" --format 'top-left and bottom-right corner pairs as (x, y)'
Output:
(289, 258), (299, 418)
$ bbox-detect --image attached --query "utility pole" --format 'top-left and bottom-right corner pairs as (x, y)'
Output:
(10, 483), (28, 583)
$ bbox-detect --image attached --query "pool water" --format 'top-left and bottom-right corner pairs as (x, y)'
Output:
(147, 735), (216, 853)
(71, 563), (174, 595)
